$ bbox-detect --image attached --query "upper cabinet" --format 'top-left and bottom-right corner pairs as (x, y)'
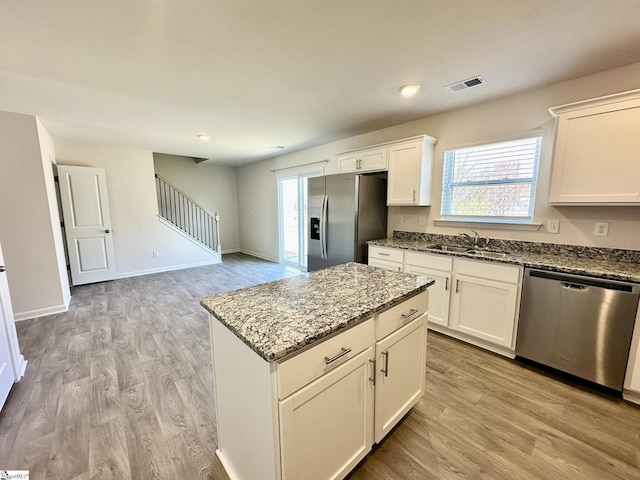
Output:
(338, 146), (388, 173)
(387, 136), (436, 206)
(549, 89), (640, 205)
(337, 135), (437, 206)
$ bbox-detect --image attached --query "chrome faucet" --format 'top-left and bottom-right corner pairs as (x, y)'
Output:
(459, 229), (480, 247)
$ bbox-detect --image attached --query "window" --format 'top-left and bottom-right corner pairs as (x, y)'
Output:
(441, 136), (541, 222)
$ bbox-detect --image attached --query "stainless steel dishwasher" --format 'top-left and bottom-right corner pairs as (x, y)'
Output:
(516, 268), (640, 391)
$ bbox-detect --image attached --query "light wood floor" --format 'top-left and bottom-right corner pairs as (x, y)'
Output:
(1, 253), (639, 479)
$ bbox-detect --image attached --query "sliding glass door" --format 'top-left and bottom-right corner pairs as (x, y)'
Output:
(278, 170), (321, 270)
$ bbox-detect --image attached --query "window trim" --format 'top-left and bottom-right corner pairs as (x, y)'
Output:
(440, 133), (542, 224)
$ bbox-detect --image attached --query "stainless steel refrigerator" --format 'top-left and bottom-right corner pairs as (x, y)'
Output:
(307, 173), (387, 272)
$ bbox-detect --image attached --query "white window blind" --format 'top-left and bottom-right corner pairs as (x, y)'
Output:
(441, 136), (542, 221)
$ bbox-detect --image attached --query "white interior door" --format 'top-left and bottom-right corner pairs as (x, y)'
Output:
(0, 242), (26, 410)
(58, 165), (117, 286)
(0, 276), (15, 409)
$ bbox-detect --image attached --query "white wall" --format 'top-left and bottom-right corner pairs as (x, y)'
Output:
(0, 111), (70, 319)
(153, 153), (240, 253)
(55, 141), (219, 278)
(237, 62), (640, 260)
(36, 119), (71, 309)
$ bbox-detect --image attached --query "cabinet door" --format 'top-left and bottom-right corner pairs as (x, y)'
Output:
(279, 347), (374, 480)
(338, 153), (359, 173)
(374, 315), (427, 443)
(450, 274), (518, 348)
(338, 148), (387, 173)
(387, 140), (422, 205)
(550, 99), (640, 204)
(405, 264), (450, 327)
(358, 148), (387, 172)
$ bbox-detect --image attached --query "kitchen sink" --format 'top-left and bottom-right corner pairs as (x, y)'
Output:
(466, 250), (508, 259)
(428, 244), (509, 259)
(429, 244), (470, 253)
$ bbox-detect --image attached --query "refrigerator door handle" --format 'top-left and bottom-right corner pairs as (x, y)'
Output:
(321, 194), (328, 259)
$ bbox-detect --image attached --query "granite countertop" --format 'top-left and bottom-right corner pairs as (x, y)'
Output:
(369, 236), (640, 284)
(200, 262), (434, 362)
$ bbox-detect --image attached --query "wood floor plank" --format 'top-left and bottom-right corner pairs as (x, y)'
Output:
(89, 416), (131, 480)
(62, 332), (93, 384)
(47, 377), (91, 480)
(90, 352), (122, 427)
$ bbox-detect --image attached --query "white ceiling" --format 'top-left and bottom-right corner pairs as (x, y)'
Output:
(1, 0), (639, 166)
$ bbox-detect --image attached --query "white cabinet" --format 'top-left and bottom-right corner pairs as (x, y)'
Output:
(549, 89), (640, 205)
(368, 245), (403, 272)
(336, 135), (437, 205)
(405, 252), (452, 328)
(377, 247), (522, 357)
(449, 259), (520, 349)
(279, 347), (374, 480)
(387, 137), (436, 206)
(624, 307), (640, 405)
(374, 315), (426, 442)
(210, 292), (429, 480)
(337, 147), (387, 173)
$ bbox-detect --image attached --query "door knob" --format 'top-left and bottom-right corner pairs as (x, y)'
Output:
(104, 229), (111, 233)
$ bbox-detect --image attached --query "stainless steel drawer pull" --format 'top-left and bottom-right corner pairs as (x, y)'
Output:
(381, 351), (389, 377)
(378, 252), (390, 256)
(369, 359), (376, 386)
(401, 308), (420, 320)
(445, 277), (449, 291)
(456, 279), (460, 293)
(324, 347), (351, 364)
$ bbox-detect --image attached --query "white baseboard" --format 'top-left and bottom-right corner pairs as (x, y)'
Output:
(427, 323), (516, 359)
(115, 258), (222, 280)
(14, 356), (27, 380)
(222, 248), (241, 254)
(623, 388), (640, 405)
(239, 249), (279, 263)
(14, 302), (70, 321)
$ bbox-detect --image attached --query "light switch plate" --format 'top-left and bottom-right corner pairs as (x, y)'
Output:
(418, 215), (426, 226)
(396, 215), (403, 224)
(547, 219), (560, 234)
(594, 221), (609, 237)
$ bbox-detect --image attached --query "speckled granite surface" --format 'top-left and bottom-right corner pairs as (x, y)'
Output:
(369, 232), (640, 283)
(200, 262), (434, 362)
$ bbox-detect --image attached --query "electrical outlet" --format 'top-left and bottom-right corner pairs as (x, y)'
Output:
(152, 250), (160, 258)
(396, 215), (403, 224)
(547, 219), (560, 234)
(418, 215), (426, 226)
(593, 222), (609, 237)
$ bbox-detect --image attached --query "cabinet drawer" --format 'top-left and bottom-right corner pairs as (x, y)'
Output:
(455, 258), (521, 284)
(376, 291), (428, 341)
(369, 246), (404, 263)
(369, 258), (403, 272)
(277, 318), (374, 399)
(405, 251), (452, 271)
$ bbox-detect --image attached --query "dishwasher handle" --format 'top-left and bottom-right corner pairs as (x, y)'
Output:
(527, 269), (636, 293)
(560, 282), (587, 291)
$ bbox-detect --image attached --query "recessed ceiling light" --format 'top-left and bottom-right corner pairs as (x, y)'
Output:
(399, 84), (420, 97)
(271, 145), (286, 149)
(198, 134), (211, 141)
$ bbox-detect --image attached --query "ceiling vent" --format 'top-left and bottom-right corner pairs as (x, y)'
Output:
(445, 75), (485, 94)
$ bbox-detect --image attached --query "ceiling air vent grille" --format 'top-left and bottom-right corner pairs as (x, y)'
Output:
(446, 76), (485, 94)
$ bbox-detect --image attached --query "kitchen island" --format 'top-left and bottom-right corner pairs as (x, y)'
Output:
(201, 262), (433, 480)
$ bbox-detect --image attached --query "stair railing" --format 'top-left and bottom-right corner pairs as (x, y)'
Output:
(155, 174), (221, 253)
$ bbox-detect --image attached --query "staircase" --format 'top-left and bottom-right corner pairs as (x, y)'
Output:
(155, 174), (221, 255)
